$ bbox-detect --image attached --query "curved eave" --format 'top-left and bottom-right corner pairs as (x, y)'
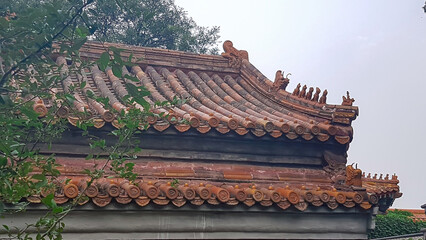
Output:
(240, 59), (359, 125)
(26, 176), (376, 211)
(31, 41), (358, 145)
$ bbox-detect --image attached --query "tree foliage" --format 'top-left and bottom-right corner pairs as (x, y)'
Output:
(368, 210), (426, 239)
(0, 0), (189, 238)
(1, 0), (221, 54)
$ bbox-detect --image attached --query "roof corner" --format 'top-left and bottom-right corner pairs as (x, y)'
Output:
(328, 91), (359, 125)
(221, 40), (249, 68)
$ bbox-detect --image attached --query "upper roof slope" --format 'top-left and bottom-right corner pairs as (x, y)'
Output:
(15, 41), (401, 212)
(31, 40), (358, 144)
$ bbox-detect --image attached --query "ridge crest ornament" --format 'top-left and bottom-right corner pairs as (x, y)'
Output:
(221, 40), (249, 68)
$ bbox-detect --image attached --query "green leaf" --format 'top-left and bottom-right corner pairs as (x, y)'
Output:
(124, 74), (139, 83)
(41, 194), (56, 209)
(64, 93), (76, 104)
(125, 162), (135, 169)
(21, 107), (39, 120)
(98, 52), (110, 71)
(2, 224), (9, 231)
(127, 53), (134, 63)
(19, 162), (33, 176)
(113, 51), (124, 65)
(86, 89), (95, 99)
(80, 81), (87, 89)
(32, 174), (46, 181)
(0, 157), (7, 166)
(125, 83), (151, 110)
(52, 206), (64, 214)
(109, 46), (123, 55)
(75, 27), (89, 38)
(112, 64), (122, 78)
(125, 83), (138, 97)
(71, 37), (87, 51)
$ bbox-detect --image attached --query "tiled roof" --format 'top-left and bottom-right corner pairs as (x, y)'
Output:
(25, 157), (399, 211)
(28, 41), (358, 144)
(362, 172), (401, 198)
(16, 40), (400, 212)
(27, 176), (379, 211)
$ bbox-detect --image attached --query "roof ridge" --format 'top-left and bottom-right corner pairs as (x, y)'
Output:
(26, 175), (379, 210)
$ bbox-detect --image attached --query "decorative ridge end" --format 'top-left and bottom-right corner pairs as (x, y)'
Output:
(345, 164), (362, 187)
(221, 40), (249, 68)
(342, 91), (355, 106)
(272, 70), (290, 91)
(331, 105), (359, 126)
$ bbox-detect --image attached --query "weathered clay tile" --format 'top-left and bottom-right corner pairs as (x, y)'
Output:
(92, 196), (111, 207)
(172, 197), (187, 207)
(276, 187), (300, 205)
(29, 172), (398, 212)
(139, 182), (159, 199)
(135, 196), (150, 207)
(209, 185), (230, 203)
(85, 184), (99, 198)
(196, 124), (211, 133)
(45, 40), (360, 144)
(327, 200), (339, 210)
(194, 183), (211, 200)
(223, 171), (253, 180)
(295, 202), (309, 211)
(244, 187), (264, 202)
(165, 168), (195, 178)
(18, 41), (399, 214)
(178, 184), (196, 200)
(277, 200), (291, 210)
(64, 183), (79, 198)
(224, 185), (247, 202)
(158, 182), (179, 199)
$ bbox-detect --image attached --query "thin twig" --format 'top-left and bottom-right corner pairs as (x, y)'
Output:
(0, 0), (94, 88)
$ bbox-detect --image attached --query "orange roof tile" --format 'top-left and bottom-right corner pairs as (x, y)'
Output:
(14, 40), (400, 212)
(362, 172), (401, 197)
(25, 41), (359, 144)
(26, 157), (401, 210)
(28, 176), (379, 210)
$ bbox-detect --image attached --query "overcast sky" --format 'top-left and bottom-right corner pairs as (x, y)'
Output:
(175, 0), (426, 209)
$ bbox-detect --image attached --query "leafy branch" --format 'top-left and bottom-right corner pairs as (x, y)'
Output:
(0, 0), (95, 89)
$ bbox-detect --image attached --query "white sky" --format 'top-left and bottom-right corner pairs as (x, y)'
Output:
(175, 0), (426, 209)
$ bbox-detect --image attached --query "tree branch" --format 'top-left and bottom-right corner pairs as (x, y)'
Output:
(0, 0), (94, 88)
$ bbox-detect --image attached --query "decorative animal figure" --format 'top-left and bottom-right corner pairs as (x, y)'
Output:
(292, 83), (301, 96)
(345, 164), (362, 187)
(342, 91), (355, 106)
(312, 87), (321, 102)
(305, 87), (314, 100)
(319, 89), (328, 104)
(272, 70), (290, 91)
(298, 85), (307, 98)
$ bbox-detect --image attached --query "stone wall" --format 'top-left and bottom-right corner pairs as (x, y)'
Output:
(0, 204), (373, 239)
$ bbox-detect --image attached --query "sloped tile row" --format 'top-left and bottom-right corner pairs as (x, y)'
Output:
(26, 57), (354, 144)
(27, 178), (380, 211)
